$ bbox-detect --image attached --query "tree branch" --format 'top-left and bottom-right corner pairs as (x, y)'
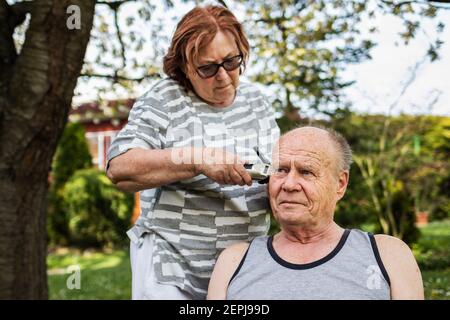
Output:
(9, 0), (96, 121)
(387, 53), (429, 114)
(380, 0), (450, 10)
(0, 0), (21, 72)
(96, 0), (137, 9)
(112, 5), (126, 69)
(10, 1), (34, 16)
(217, 0), (228, 8)
(80, 72), (162, 82)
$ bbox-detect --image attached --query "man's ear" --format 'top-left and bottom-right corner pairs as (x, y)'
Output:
(336, 170), (349, 200)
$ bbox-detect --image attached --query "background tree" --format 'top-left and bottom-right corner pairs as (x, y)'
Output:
(237, 0), (447, 122)
(332, 54), (449, 244)
(0, 0), (95, 299)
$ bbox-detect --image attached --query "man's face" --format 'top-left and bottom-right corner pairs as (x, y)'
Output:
(268, 128), (348, 228)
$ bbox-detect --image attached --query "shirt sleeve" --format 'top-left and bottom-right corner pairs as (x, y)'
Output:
(106, 91), (170, 169)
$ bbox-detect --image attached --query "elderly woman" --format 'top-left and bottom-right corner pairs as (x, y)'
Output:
(106, 5), (280, 300)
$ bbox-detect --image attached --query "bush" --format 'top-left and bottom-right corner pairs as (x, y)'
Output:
(62, 168), (134, 248)
(47, 122), (92, 246)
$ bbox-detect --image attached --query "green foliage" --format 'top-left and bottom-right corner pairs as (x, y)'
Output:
(414, 220), (450, 299)
(51, 123), (93, 191)
(244, 0), (374, 115)
(422, 269), (450, 300)
(63, 169), (133, 247)
(238, 0), (445, 118)
(414, 220), (450, 271)
(415, 218), (450, 300)
(335, 164), (378, 230)
(269, 216), (280, 236)
(431, 191), (450, 222)
(332, 113), (450, 244)
(47, 123), (92, 246)
(62, 168), (133, 248)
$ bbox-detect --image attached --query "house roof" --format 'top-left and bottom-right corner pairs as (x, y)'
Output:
(69, 98), (135, 124)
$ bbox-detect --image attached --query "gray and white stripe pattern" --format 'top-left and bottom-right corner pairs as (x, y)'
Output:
(107, 78), (280, 299)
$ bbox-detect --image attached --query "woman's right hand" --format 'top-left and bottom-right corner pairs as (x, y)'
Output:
(193, 147), (253, 186)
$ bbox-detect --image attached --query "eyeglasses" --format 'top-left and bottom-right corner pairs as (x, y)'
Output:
(196, 54), (243, 79)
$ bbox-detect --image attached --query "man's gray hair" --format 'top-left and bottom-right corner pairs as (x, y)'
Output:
(324, 126), (353, 172)
(287, 124), (353, 172)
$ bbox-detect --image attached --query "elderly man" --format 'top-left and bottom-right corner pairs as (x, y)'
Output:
(207, 126), (423, 300)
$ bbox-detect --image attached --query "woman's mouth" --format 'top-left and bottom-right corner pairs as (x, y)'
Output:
(216, 84), (231, 90)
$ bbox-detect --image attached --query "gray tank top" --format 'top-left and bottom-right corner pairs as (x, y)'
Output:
(227, 229), (391, 300)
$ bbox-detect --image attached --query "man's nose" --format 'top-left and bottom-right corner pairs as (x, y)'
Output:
(281, 171), (302, 192)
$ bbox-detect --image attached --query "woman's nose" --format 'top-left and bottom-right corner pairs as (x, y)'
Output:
(215, 66), (229, 80)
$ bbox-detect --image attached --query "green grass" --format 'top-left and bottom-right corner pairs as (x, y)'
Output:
(47, 248), (131, 299)
(414, 219), (450, 300)
(47, 220), (450, 300)
(422, 269), (450, 300)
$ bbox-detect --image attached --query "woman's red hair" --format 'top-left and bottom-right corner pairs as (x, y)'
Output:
(163, 5), (249, 92)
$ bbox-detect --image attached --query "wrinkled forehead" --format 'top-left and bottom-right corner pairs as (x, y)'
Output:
(272, 132), (336, 168)
(273, 148), (331, 169)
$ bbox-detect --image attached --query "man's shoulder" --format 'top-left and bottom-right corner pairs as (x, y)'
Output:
(219, 241), (250, 263)
(373, 234), (416, 270)
(373, 234), (411, 253)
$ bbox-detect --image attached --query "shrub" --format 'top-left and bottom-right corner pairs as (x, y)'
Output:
(47, 122), (92, 246)
(62, 168), (134, 248)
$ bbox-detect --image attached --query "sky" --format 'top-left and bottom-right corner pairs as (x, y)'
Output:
(74, 1), (450, 117)
(341, 10), (450, 116)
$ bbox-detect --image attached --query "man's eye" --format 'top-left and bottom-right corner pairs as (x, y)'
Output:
(275, 168), (288, 174)
(301, 170), (313, 176)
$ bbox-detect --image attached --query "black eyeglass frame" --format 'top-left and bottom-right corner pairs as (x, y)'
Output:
(195, 54), (244, 79)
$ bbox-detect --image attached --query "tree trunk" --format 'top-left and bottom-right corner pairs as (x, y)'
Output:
(0, 0), (94, 299)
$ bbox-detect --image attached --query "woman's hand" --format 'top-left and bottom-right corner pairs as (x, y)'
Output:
(193, 147), (253, 186)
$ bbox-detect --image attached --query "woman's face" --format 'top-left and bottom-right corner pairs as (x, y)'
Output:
(186, 30), (241, 108)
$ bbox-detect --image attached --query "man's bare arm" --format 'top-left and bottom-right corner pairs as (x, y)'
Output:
(207, 242), (249, 300)
(375, 234), (424, 300)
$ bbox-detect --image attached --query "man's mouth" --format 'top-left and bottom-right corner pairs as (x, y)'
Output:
(280, 201), (303, 205)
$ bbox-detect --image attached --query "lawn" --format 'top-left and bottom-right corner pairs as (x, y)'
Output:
(47, 220), (450, 300)
(47, 248), (131, 300)
(414, 219), (450, 300)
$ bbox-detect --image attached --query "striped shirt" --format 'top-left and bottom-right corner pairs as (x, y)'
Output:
(107, 78), (280, 299)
